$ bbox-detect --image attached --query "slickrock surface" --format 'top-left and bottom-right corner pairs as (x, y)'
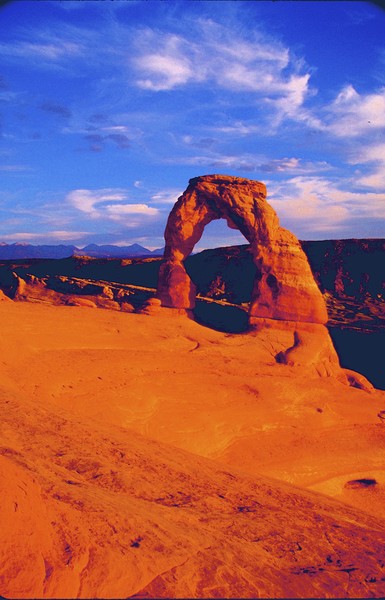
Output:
(0, 301), (385, 597)
(157, 175), (328, 324)
(1, 301), (385, 598)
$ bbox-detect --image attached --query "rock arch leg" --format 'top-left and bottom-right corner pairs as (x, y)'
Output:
(157, 258), (196, 309)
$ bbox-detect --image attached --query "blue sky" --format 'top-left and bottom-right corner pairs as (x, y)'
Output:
(0, 0), (384, 250)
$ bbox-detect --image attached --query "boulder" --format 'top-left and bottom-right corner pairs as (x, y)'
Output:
(65, 297), (97, 309)
(120, 302), (135, 313)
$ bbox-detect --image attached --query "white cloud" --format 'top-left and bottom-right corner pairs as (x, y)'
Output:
(271, 74), (322, 128)
(131, 21), (313, 124)
(0, 231), (89, 242)
(150, 189), (182, 204)
(350, 142), (385, 189)
(136, 54), (193, 91)
(67, 189), (128, 216)
(66, 188), (159, 221)
(105, 203), (159, 217)
(166, 153), (330, 176)
(100, 125), (130, 134)
(134, 32), (195, 91)
(0, 32), (85, 64)
(268, 176), (385, 236)
(0, 40), (82, 61)
(325, 85), (385, 137)
(213, 121), (263, 136)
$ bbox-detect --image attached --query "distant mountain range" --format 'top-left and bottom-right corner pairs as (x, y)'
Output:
(0, 242), (164, 260)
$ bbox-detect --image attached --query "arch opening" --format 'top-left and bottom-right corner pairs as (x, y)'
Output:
(191, 217), (249, 254)
(183, 217), (257, 332)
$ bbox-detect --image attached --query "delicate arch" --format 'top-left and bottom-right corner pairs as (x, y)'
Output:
(157, 174), (327, 325)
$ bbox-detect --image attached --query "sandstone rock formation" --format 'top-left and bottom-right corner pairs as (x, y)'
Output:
(3, 271), (143, 313)
(157, 175), (328, 325)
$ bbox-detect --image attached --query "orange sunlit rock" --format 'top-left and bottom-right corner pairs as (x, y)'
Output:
(1, 300), (385, 598)
(157, 174), (328, 324)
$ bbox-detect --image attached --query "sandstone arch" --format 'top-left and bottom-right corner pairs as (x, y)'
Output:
(157, 174), (328, 325)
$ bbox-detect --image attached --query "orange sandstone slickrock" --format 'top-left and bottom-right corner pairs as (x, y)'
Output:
(1, 302), (385, 598)
(1, 370), (385, 599)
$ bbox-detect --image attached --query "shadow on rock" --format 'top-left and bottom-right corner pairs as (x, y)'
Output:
(193, 301), (249, 334)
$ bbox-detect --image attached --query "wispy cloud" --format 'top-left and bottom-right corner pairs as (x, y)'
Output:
(181, 135), (217, 149)
(150, 189), (182, 204)
(0, 230), (89, 242)
(170, 153), (260, 172)
(0, 23), (93, 67)
(134, 34), (195, 91)
(131, 20), (313, 125)
(0, 164), (32, 172)
(324, 85), (385, 137)
(167, 153), (331, 176)
(0, 38), (85, 79)
(66, 188), (160, 221)
(212, 122), (263, 136)
(259, 158), (331, 174)
(67, 189), (128, 217)
(350, 142), (385, 189)
(105, 203), (158, 218)
(269, 175), (385, 237)
(0, 39), (83, 62)
(1, 13), (316, 137)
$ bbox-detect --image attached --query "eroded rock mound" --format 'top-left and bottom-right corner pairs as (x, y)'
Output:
(157, 175), (327, 325)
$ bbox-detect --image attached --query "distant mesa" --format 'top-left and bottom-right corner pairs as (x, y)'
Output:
(76, 243), (158, 259)
(157, 174), (327, 325)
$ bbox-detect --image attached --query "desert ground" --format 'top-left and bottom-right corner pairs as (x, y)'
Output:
(1, 297), (385, 598)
